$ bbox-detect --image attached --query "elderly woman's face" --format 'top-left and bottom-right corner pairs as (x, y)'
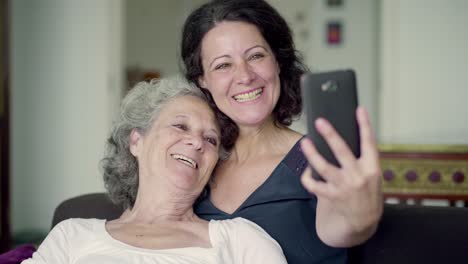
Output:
(130, 95), (220, 195)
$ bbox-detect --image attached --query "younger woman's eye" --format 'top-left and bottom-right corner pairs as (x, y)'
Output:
(205, 137), (218, 146)
(173, 124), (188, 131)
(249, 53), (265, 60)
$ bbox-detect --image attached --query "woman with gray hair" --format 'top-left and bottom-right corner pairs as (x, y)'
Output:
(22, 77), (287, 264)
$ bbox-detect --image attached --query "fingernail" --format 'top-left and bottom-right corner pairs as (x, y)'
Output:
(358, 106), (367, 116)
(315, 118), (328, 129)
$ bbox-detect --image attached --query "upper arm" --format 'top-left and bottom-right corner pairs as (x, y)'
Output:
(232, 218), (287, 264)
(21, 220), (71, 264)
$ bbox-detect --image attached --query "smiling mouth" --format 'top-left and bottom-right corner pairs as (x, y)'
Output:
(171, 154), (198, 169)
(233, 88), (263, 102)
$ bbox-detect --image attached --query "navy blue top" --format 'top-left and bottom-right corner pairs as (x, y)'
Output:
(195, 138), (347, 264)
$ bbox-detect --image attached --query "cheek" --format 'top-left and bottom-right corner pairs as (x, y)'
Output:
(259, 63), (281, 96)
(208, 151), (219, 166)
(204, 152), (219, 172)
(146, 136), (168, 161)
(205, 73), (230, 94)
(259, 60), (280, 81)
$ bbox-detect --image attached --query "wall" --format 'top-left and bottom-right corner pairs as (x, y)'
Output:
(0, 0), (5, 246)
(301, 0), (380, 134)
(11, 0), (124, 234)
(379, 0), (468, 144)
(125, 0), (187, 77)
(266, 0), (315, 134)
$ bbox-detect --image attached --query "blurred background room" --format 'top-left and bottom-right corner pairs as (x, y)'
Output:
(1, 0), (468, 251)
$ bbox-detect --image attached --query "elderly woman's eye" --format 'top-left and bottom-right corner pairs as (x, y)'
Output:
(214, 63), (230, 70)
(205, 137), (218, 146)
(173, 124), (188, 130)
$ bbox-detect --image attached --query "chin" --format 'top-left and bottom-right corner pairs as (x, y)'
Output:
(241, 101), (276, 124)
(172, 183), (202, 198)
(236, 112), (271, 126)
(167, 171), (196, 188)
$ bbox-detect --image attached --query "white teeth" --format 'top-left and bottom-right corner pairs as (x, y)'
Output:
(233, 88), (263, 102)
(171, 154), (197, 169)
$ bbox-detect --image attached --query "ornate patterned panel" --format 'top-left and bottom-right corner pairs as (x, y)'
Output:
(379, 144), (468, 203)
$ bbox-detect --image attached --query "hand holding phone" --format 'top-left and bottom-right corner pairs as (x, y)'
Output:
(301, 69), (360, 181)
(300, 70), (383, 245)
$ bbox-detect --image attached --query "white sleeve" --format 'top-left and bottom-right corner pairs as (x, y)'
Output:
(21, 220), (71, 264)
(231, 218), (287, 264)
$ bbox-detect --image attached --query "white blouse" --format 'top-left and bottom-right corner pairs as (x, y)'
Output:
(22, 217), (287, 264)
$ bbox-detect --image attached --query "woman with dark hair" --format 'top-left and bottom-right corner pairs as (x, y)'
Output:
(181, 1), (383, 263)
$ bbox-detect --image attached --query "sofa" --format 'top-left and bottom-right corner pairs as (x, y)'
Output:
(49, 193), (468, 264)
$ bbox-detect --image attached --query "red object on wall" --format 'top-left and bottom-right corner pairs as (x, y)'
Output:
(327, 21), (342, 45)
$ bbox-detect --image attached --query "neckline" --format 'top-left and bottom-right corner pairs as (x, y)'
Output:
(205, 135), (306, 216)
(101, 219), (217, 253)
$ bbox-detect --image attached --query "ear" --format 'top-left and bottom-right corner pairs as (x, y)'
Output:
(129, 129), (143, 157)
(198, 76), (207, 89)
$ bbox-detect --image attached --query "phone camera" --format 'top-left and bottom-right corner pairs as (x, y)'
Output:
(321, 80), (338, 92)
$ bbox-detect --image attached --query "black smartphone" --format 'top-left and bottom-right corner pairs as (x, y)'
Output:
(301, 69), (361, 181)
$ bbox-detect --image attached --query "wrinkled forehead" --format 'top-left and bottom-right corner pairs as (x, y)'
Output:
(161, 95), (220, 132)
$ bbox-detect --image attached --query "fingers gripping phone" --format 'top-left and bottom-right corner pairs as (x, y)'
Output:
(301, 69), (361, 181)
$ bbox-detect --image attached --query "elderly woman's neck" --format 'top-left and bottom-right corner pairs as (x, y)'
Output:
(120, 192), (200, 224)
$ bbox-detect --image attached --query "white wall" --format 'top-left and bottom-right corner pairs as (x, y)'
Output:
(302, 0), (380, 134)
(266, 0), (315, 134)
(126, 0), (187, 77)
(379, 0), (468, 144)
(11, 0), (124, 233)
(125, 0), (210, 77)
(266, 1), (380, 134)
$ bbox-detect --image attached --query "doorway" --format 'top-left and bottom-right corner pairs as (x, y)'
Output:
(0, 0), (11, 252)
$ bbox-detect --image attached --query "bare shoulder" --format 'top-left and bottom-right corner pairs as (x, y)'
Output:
(286, 128), (304, 145)
(274, 128), (303, 154)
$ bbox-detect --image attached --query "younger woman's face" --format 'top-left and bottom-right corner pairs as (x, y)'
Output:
(198, 21), (281, 128)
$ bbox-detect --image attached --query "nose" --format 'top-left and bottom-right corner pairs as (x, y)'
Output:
(186, 134), (204, 152)
(235, 61), (255, 84)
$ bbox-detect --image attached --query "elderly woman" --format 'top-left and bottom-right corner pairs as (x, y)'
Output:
(22, 77), (287, 264)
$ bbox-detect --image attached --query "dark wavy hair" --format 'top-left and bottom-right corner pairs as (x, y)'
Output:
(181, 0), (309, 151)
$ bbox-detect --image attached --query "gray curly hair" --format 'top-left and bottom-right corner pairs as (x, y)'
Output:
(101, 76), (227, 209)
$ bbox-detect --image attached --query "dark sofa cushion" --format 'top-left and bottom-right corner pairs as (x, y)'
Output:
(51, 193), (123, 229)
(348, 204), (468, 264)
